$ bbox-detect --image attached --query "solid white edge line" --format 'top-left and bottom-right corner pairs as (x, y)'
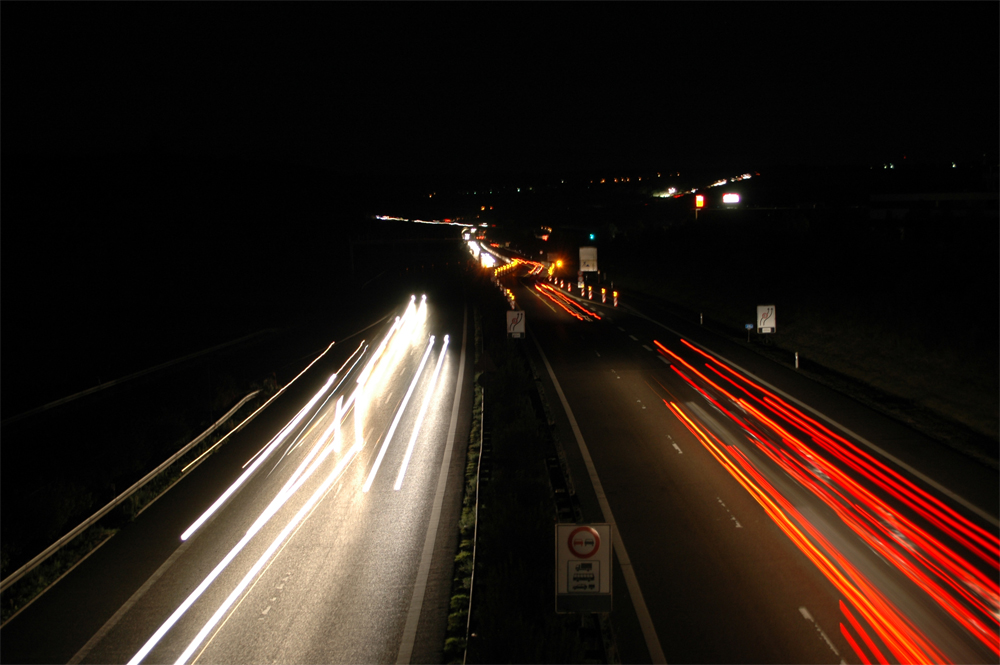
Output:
(624, 304), (1000, 528)
(532, 335), (667, 664)
(396, 305), (467, 665)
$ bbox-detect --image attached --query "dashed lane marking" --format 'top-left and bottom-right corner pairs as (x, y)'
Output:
(799, 606), (845, 663)
(533, 337), (667, 664)
(716, 497), (743, 528)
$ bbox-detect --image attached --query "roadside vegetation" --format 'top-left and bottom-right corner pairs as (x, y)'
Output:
(443, 274), (588, 664)
(0, 374), (277, 625)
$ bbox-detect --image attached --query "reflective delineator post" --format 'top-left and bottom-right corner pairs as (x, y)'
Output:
(795, 352), (799, 369)
(601, 287), (606, 304)
(700, 312), (703, 325)
(613, 291), (618, 307)
(588, 285), (593, 300)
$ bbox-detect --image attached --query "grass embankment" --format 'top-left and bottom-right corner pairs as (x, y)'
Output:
(0, 381), (276, 625)
(442, 285), (587, 664)
(607, 207), (999, 462)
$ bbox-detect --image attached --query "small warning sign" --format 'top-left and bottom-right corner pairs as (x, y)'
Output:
(507, 310), (526, 338)
(556, 523), (611, 613)
(756, 304), (776, 334)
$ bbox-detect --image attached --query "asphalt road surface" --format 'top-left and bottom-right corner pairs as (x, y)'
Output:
(2, 291), (473, 665)
(510, 265), (999, 664)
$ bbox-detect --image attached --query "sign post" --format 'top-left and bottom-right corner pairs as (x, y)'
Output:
(507, 310), (526, 339)
(555, 523), (612, 613)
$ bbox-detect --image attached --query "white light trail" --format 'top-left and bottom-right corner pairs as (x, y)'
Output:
(362, 336), (436, 493)
(241, 340), (367, 471)
(129, 396), (359, 665)
(333, 395), (344, 453)
(269, 342), (369, 469)
(180, 370), (340, 542)
(358, 302), (412, 389)
(394, 335), (450, 490)
(130, 299), (422, 663)
(172, 439), (363, 665)
(365, 301), (419, 394)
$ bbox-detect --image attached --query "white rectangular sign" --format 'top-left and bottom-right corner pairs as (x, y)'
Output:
(757, 304), (776, 333)
(556, 523), (612, 612)
(579, 246), (598, 272)
(506, 310), (526, 338)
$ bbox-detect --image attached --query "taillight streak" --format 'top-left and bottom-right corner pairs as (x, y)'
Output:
(661, 337), (1000, 661)
(533, 283), (583, 320)
(537, 282), (601, 319)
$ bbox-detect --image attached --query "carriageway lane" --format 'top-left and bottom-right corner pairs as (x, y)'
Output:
(2, 294), (472, 665)
(518, 279), (852, 663)
(513, 273), (998, 663)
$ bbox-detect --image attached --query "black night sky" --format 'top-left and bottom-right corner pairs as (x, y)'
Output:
(4, 4), (998, 176)
(2, 3), (998, 417)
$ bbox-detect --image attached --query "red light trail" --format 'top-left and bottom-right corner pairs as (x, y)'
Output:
(655, 338), (999, 663)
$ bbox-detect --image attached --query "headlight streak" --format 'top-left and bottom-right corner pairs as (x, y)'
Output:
(362, 336), (436, 493)
(128, 388), (361, 665)
(240, 340), (368, 472)
(172, 433), (364, 665)
(394, 335), (450, 491)
(130, 296), (426, 664)
(269, 342), (370, 471)
(357, 311), (407, 389)
(657, 337), (1000, 662)
(179, 370), (341, 543)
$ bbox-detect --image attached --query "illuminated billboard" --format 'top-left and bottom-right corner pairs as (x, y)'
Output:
(722, 193), (741, 204)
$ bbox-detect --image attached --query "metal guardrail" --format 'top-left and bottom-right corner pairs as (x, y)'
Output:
(0, 390), (260, 593)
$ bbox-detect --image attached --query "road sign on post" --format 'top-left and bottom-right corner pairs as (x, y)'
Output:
(756, 305), (776, 334)
(579, 246), (598, 272)
(556, 523), (612, 613)
(507, 310), (526, 338)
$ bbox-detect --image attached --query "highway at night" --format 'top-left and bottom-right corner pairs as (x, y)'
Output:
(494, 251), (999, 664)
(2, 293), (473, 665)
(5, 6), (996, 663)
